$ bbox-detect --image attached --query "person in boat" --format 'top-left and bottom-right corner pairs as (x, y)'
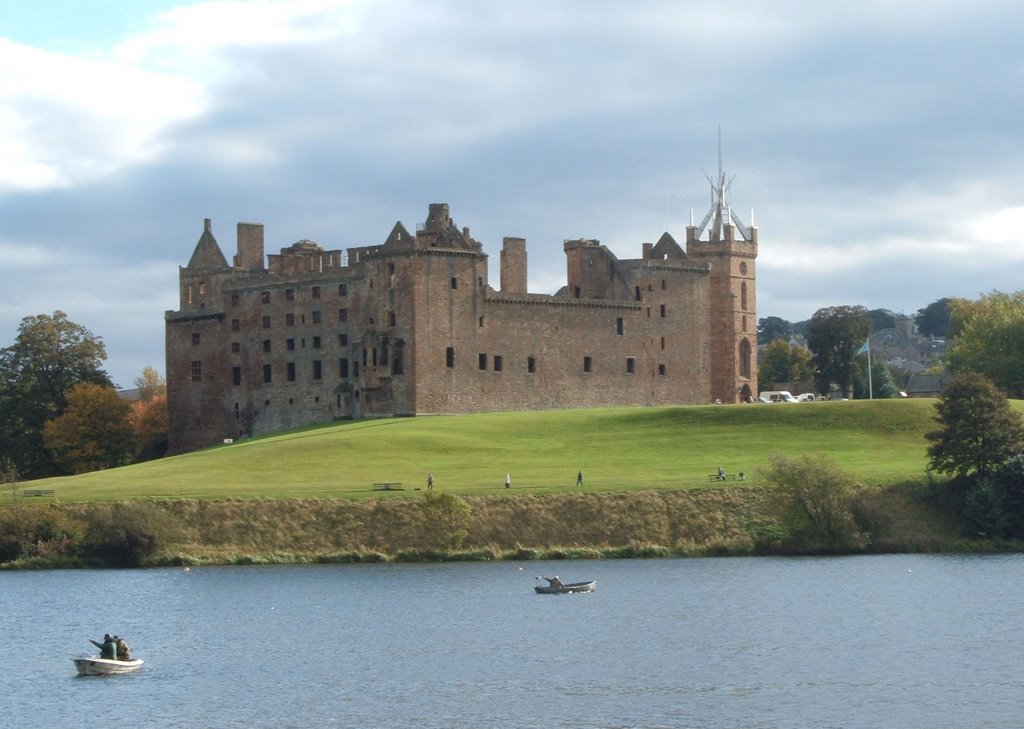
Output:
(546, 576), (565, 590)
(90, 633), (117, 660)
(114, 636), (131, 661)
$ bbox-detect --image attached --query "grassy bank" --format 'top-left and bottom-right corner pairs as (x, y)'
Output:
(3, 399), (999, 567)
(27, 399), (942, 501)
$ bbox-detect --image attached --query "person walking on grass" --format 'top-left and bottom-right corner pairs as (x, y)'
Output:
(576, 469), (584, 487)
(505, 473), (511, 489)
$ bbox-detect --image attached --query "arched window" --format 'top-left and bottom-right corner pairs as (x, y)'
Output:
(739, 338), (752, 378)
(740, 281), (748, 311)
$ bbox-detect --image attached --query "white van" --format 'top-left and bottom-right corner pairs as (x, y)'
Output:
(759, 390), (798, 403)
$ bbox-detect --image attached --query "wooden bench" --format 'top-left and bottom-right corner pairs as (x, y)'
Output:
(22, 489), (55, 497)
(708, 474), (739, 482)
(373, 482), (403, 491)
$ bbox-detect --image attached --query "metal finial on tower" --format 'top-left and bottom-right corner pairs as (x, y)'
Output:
(692, 127), (751, 243)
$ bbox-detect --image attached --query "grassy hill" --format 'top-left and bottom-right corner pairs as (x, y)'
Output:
(32, 399), (947, 502)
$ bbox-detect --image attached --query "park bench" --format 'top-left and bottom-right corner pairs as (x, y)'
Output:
(707, 474), (740, 482)
(22, 489), (55, 497)
(373, 482), (403, 491)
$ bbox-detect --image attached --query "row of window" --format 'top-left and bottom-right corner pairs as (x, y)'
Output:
(232, 284), (350, 308)
(191, 355), (405, 386)
(457, 350), (668, 376)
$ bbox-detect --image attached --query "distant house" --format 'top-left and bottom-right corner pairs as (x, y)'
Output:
(869, 316), (945, 373)
(905, 372), (951, 398)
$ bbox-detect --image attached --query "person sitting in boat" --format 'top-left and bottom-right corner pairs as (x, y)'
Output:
(114, 636), (131, 661)
(545, 576), (565, 590)
(90, 633), (117, 660)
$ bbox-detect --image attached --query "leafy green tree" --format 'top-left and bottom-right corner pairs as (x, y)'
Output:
(0, 311), (111, 477)
(853, 356), (902, 399)
(945, 291), (1024, 397)
(764, 453), (862, 550)
(758, 339), (814, 390)
(915, 297), (958, 338)
(926, 372), (1024, 480)
(757, 316), (794, 345)
(866, 308), (897, 333)
(808, 305), (871, 398)
(964, 456), (1024, 539)
(42, 382), (133, 474)
(418, 490), (471, 550)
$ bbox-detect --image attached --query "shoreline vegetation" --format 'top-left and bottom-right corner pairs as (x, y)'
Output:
(3, 400), (1022, 569)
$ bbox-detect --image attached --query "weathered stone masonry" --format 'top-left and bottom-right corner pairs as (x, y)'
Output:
(166, 200), (757, 453)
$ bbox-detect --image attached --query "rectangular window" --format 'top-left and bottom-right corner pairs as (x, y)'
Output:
(660, 336), (665, 350)
(232, 366), (241, 386)
(616, 317), (624, 335)
(231, 341), (240, 353)
(446, 347), (455, 368)
(635, 286), (642, 302)
(312, 286), (320, 299)
(261, 291), (270, 304)
(263, 364), (272, 383)
(262, 339), (271, 353)
(192, 332), (201, 346)
(312, 360), (322, 380)
(527, 356), (536, 374)
(190, 360), (202, 382)
(660, 304), (666, 318)
(450, 277), (458, 290)
(494, 355), (503, 372)
(338, 308), (348, 322)
(626, 357), (635, 374)
(262, 315), (271, 329)
(392, 350), (404, 376)
(287, 362), (296, 381)
(286, 288), (294, 302)
(479, 353), (487, 371)
(231, 293), (240, 307)
(286, 313), (295, 326)
(388, 311), (396, 327)
(661, 279), (666, 291)
(338, 283), (348, 296)
(312, 336), (321, 349)
(231, 318), (240, 332)
(583, 356), (592, 373)
(312, 310), (321, 324)
(339, 358), (349, 378)
(287, 338), (295, 351)
(339, 334), (348, 346)
(658, 363), (666, 376)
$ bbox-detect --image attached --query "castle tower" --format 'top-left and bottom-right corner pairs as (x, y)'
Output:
(686, 141), (758, 403)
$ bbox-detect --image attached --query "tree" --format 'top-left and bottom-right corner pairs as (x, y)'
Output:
(134, 366), (166, 402)
(945, 291), (1024, 397)
(764, 453), (862, 550)
(853, 356), (902, 399)
(129, 393), (169, 462)
(915, 297), (959, 338)
(808, 305), (871, 398)
(0, 311), (111, 477)
(866, 308), (897, 334)
(758, 339), (813, 390)
(757, 316), (794, 346)
(42, 382), (134, 474)
(418, 490), (471, 550)
(925, 372), (1024, 480)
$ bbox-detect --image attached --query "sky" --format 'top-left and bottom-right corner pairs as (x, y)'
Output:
(1, 0), (1022, 388)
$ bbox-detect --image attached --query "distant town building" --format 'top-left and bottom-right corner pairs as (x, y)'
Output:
(166, 178), (757, 452)
(868, 316), (946, 374)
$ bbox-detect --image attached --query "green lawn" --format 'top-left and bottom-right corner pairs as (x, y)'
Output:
(22, 398), (964, 502)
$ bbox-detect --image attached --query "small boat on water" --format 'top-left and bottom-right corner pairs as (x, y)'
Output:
(72, 657), (144, 676)
(534, 576), (597, 594)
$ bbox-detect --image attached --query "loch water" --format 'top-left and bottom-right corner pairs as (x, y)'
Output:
(4, 554), (1024, 728)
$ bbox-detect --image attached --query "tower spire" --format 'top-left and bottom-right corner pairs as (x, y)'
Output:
(692, 127), (751, 242)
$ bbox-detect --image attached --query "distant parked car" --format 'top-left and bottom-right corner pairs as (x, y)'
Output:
(795, 393), (817, 402)
(759, 390), (798, 403)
